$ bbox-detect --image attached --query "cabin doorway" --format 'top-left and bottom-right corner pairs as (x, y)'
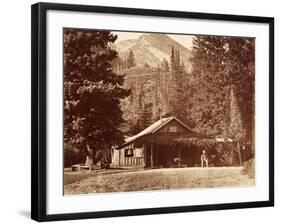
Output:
(145, 144), (169, 168)
(154, 145), (168, 167)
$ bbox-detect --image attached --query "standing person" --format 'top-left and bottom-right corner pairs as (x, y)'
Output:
(200, 150), (208, 168)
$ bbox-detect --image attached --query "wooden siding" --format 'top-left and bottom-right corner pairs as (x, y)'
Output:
(124, 157), (143, 166)
(112, 144), (145, 167)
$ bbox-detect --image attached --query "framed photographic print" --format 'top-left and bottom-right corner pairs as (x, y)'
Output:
(31, 2), (274, 222)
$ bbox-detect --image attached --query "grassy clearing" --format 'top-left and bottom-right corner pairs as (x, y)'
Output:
(64, 168), (143, 185)
(64, 167), (255, 195)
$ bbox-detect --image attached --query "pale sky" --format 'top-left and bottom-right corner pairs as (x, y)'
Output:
(113, 31), (194, 50)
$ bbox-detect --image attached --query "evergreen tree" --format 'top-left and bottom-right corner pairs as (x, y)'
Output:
(226, 38), (255, 148)
(161, 58), (169, 72)
(167, 47), (188, 121)
(64, 29), (130, 160)
(170, 46), (176, 71)
(228, 87), (246, 141)
(130, 102), (153, 134)
(175, 49), (181, 70)
(190, 36), (229, 136)
(138, 102), (153, 130)
(152, 69), (161, 121)
(160, 58), (170, 116)
(190, 35), (255, 148)
(127, 50), (136, 68)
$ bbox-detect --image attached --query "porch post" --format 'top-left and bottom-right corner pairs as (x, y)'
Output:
(178, 145), (181, 166)
(119, 149), (121, 166)
(237, 142), (242, 166)
(143, 144), (146, 167)
(151, 143), (153, 167)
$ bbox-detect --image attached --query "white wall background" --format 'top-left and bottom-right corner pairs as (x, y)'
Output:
(0, 0), (279, 223)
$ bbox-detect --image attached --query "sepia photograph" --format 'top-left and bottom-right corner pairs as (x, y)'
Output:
(63, 28), (255, 195)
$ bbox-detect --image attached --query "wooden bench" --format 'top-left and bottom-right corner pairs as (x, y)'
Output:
(71, 164), (91, 171)
(71, 163), (102, 172)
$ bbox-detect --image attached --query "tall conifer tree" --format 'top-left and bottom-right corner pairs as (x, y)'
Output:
(64, 29), (130, 160)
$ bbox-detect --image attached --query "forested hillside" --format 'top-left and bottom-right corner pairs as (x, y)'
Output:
(116, 34), (255, 154)
(118, 46), (192, 135)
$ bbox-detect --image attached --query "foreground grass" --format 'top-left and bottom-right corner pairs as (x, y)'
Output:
(64, 167), (255, 195)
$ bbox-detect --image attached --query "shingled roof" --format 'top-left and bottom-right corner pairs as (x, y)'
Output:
(123, 116), (194, 145)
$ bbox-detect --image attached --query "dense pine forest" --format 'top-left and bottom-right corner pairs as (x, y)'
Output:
(114, 36), (255, 149)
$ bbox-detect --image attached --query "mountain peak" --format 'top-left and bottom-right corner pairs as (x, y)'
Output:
(114, 33), (191, 70)
(138, 33), (170, 44)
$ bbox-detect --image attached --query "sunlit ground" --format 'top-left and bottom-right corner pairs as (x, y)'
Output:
(64, 167), (255, 195)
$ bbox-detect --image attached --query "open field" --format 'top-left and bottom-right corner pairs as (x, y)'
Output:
(64, 167), (255, 195)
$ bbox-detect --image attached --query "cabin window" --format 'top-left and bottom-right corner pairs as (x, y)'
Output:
(169, 126), (177, 132)
(134, 148), (143, 157)
(125, 148), (134, 157)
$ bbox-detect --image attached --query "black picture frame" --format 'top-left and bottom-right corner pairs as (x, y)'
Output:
(31, 2), (274, 222)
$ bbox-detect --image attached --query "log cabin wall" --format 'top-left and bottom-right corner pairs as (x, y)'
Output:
(111, 148), (119, 166)
(112, 144), (145, 167)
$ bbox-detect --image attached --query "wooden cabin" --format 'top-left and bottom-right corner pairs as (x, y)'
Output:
(111, 116), (234, 168)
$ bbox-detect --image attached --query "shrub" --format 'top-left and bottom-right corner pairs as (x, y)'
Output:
(242, 158), (255, 178)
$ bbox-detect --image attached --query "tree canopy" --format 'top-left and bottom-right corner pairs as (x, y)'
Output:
(64, 29), (130, 157)
(190, 35), (255, 143)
